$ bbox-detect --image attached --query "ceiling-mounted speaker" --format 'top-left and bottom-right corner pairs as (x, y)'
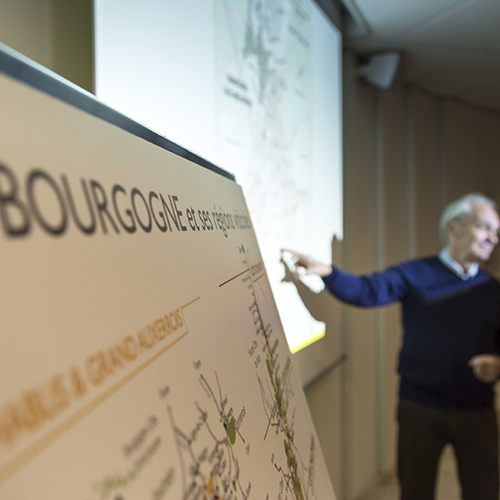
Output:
(357, 51), (402, 89)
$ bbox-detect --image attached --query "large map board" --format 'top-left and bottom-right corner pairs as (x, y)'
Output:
(0, 51), (336, 499)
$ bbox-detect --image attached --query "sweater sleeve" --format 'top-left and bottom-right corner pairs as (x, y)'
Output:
(322, 265), (410, 307)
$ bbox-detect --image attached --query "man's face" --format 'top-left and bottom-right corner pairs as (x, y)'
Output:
(449, 203), (500, 264)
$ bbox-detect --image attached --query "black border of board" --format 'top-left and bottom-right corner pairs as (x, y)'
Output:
(0, 46), (236, 182)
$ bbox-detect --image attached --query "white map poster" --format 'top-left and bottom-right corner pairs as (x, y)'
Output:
(0, 67), (336, 499)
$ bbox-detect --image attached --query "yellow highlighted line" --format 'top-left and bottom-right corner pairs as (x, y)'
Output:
(182, 297), (201, 309)
(290, 331), (325, 354)
(0, 304), (197, 486)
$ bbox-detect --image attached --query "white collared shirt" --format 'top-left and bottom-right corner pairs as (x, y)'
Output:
(438, 248), (479, 280)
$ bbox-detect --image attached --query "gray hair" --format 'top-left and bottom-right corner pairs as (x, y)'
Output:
(439, 193), (498, 244)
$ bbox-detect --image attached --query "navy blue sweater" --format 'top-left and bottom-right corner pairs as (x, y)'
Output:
(322, 257), (500, 410)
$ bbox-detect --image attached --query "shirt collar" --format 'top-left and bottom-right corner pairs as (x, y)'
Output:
(439, 248), (479, 280)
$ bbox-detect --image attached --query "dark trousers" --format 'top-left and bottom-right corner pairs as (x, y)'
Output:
(397, 399), (499, 500)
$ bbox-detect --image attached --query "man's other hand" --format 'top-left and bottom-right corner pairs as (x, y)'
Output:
(468, 354), (500, 383)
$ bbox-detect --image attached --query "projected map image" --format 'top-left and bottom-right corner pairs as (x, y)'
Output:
(216, 0), (311, 190)
(215, 0), (326, 353)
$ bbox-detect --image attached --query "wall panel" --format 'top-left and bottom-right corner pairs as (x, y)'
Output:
(0, 0), (53, 68)
(51, 0), (93, 91)
(306, 368), (343, 498)
(342, 53), (378, 499)
(412, 90), (441, 256)
(444, 101), (482, 200)
(477, 110), (500, 276)
(0, 0), (92, 91)
(377, 88), (407, 477)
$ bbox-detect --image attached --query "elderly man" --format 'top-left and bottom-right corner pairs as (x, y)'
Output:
(285, 193), (500, 500)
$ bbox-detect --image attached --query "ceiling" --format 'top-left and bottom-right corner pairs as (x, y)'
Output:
(340, 0), (500, 111)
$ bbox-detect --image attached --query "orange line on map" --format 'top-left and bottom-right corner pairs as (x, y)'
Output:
(0, 298), (201, 486)
(182, 297), (201, 309)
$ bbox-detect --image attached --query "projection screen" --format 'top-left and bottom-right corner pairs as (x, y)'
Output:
(94, 0), (343, 355)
